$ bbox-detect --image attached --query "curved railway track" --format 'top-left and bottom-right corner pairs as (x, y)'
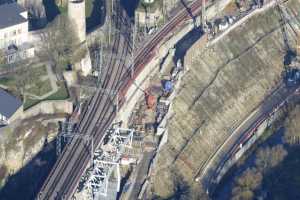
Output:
(120, 0), (203, 96)
(204, 86), (300, 195)
(39, 1), (205, 199)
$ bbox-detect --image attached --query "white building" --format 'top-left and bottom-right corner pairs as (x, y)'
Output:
(0, 2), (34, 64)
(0, 88), (23, 125)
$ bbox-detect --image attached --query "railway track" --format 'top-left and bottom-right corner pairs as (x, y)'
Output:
(60, 21), (133, 197)
(60, 37), (129, 198)
(202, 85), (300, 195)
(38, 3), (130, 198)
(120, 0), (203, 96)
(39, 1), (205, 199)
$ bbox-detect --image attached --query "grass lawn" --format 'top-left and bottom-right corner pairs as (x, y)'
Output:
(1, 64), (69, 110)
(26, 79), (52, 97)
(46, 83), (69, 100)
(32, 65), (48, 77)
(0, 65), (47, 89)
(0, 76), (15, 87)
(23, 98), (40, 110)
(23, 82), (69, 110)
(0, 165), (7, 188)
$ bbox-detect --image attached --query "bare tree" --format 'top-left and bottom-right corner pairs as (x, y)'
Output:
(231, 168), (262, 200)
(232, 188), (254, 200)
(255, 145), (287, 173)
(14, 64), (33, 95)
(284, 105), (300, 145)
(0, 49), (6, 66)
(38, 14), (79, 78)
(26, 0), (47, 28)
(168, 169), (209, 200)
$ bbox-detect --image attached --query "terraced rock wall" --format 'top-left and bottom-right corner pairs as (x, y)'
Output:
(151, 0), (300, 197)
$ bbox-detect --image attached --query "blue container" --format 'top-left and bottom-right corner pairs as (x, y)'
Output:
(164, 81), (173, 92)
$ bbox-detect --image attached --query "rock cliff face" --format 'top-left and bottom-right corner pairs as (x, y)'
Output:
(151, 0), (300, 198)
(0, 119), (58, 188)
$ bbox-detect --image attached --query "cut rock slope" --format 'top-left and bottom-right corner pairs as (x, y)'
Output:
(151, 0), (300, 197)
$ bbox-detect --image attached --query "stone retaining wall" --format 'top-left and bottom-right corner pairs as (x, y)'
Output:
(23, 100), (73, 119)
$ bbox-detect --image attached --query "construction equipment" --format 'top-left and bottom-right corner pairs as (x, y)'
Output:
(276, 2), (300, 86)
(155, 98), (170, 124)
(162, 80), (174, 95)
(284, 68), (300, 87)
(171, 59), (184, 80)
(145, 90), (156, 109)
(276, 4), (296, 67)
(130, 78), (157, 109)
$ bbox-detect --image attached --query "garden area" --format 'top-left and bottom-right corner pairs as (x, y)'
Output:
(23, 81), (69, 110)
(0, 64), (69, 110)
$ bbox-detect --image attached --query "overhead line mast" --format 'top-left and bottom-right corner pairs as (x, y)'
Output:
(276, 1), (296, 68)
(131, 17), (136, 78)
(202, 0), (207, 29)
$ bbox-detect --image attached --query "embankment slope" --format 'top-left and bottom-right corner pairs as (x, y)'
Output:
(151, 0), (300, 197)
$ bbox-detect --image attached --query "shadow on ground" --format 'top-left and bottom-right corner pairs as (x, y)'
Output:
(120, 0), (140, 18)
(43, 0), (60, 22)
(86, 0), (105, 32)
(174, 27), (203, 63)
(0, 140), (57, 200)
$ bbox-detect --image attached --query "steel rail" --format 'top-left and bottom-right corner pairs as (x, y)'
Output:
(59, 35), (130, 198)
(39, 1), (206, 198)
(39, 14), (124, 200)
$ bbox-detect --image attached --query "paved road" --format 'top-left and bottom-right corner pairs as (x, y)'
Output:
(126, 151), (155, 200)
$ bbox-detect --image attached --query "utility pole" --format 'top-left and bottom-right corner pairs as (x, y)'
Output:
(62, 133), (94, 167)
(56, 121), (94, 166)
(56, 121), (74, 157)
(202, 0), (207, 30)
(99, 88), (119, 112)
(109, 0), (114, 45)
(130, 18), (136, 78)
(162, 0), (165, 24)
(97, 43), (103, 87)
(108, 16), (111, 45)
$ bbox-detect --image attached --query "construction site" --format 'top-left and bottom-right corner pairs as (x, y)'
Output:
(1, 0), (300, 199)
(149, 0), (300, 198)
(57, 0), (300, 199)
(73, 42), (185, 199)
